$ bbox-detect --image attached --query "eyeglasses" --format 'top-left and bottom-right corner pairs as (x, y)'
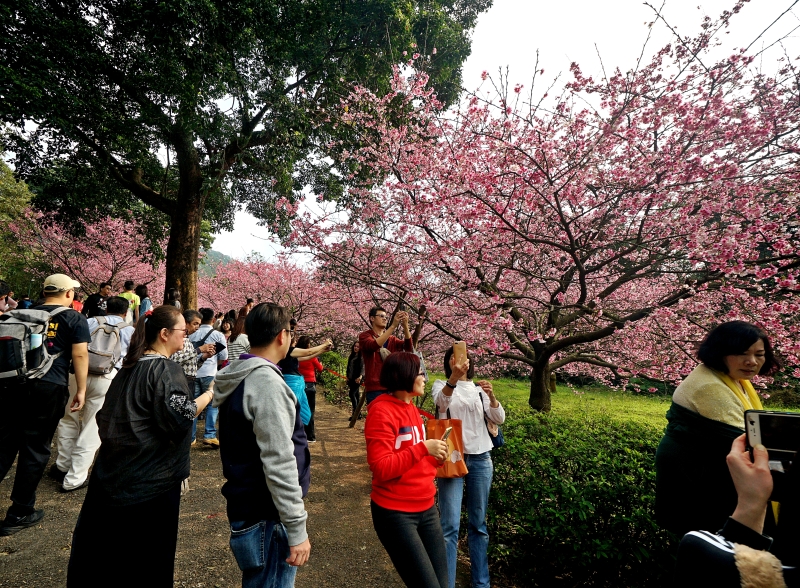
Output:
(374, 314), (388, 319)
(168, 328), (188, 333)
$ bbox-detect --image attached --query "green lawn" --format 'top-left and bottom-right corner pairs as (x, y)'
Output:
(424, 372), (672, 431)
(423, 371), (800, 431)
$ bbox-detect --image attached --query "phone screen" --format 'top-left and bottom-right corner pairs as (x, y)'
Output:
(757, 413), (800, 452)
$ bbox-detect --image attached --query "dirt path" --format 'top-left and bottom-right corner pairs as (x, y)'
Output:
(0, 396), (406, 587)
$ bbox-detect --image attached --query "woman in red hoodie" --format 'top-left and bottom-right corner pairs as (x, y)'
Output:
(365, 352), (449, 588)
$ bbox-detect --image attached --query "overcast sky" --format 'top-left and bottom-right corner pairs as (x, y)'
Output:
(211, 0), (800, 259)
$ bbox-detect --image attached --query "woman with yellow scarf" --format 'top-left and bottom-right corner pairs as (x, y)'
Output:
(655, 321), (780, 537)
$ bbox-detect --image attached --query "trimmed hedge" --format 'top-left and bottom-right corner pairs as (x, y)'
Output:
(487, 409), (677, 587)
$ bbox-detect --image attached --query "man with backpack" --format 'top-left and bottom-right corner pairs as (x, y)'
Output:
(0, 274), (91, 535)
(51, 296), (133, 492)
(189, 308), (227, 447)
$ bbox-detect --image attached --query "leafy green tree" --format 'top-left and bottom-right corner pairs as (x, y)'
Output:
(0, 160), (42, 294)
(0, 160), (28, 222)
(1, 0), (490, 307)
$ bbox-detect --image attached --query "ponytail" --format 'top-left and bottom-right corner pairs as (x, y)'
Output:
(123, 305), (182, 368)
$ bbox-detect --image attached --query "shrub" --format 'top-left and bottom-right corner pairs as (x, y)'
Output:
(765, 374), (800, 408)
(318, 351), (349, 402)
(487, 409), (677, 587)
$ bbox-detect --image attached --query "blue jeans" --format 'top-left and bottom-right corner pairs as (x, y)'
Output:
(437, 451), (493, 588)
(192, 376), (217, 441)
(229, 520), (297, 588)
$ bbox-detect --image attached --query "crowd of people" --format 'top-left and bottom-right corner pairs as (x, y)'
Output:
(0, 276), (333, 585)
(0, 274), (797, 587)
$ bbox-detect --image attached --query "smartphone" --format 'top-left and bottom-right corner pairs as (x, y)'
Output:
(213, 341), (226, 355)
(453, 341), (467, 365)
(442, 426), (453, 441)
(745, 410), (800, 462)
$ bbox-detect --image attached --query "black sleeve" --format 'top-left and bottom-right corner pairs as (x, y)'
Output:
(675, 531), (743, 588)
(718, 517), (774, 551)
(152, 362), (194, 442)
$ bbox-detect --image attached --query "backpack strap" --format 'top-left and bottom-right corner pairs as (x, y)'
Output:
(46, 305), (71, 319)
(193, 327), (214, 348)
(42, 305), (71, 361)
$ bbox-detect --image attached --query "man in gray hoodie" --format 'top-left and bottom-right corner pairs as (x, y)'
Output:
(214, 303), (311, 588)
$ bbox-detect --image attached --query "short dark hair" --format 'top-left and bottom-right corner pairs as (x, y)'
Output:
(380, 352), (420, 392)
(199, 307), (215, 323)
(99, 282), (111, 290)
(697, 321), (780, 376)
(246, 303), (292, 347)
(443, 345), (475, 379)
(246, 298), (254, 304)
(296, 335), (312, 349)
(124, 280), (134, 290)
(183, 309), (201, 324)
(105, 296), (129, 316)
(369, 306), (386, 318)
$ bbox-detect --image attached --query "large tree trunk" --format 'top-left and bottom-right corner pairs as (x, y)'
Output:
(163, 147), (204, 310)
(529, 363), (552, 412)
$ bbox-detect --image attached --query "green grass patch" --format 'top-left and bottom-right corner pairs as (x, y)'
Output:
(424, 372), (671, 431)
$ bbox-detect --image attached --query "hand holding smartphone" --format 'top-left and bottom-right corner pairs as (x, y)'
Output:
(745, 409), (800, 463)
(453, 341), (467, 365)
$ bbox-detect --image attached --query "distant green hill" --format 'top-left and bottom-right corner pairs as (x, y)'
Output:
(200, 249), (232, 276)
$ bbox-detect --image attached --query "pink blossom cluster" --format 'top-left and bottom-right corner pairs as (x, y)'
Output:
(9, 209), (166, 296)
(197, 255), (366, 345)
(9, 212), (367, 348)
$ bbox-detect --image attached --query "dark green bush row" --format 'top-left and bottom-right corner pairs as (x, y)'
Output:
(487, 409), (677, 587)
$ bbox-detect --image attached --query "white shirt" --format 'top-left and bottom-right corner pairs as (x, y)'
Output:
(87, 315), (135, 370)
(431, 380), (506, 455)
(190, 324), (228, 378)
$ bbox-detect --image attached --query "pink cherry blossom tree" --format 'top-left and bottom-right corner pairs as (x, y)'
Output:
(9, 209), (166, 296)
(198, 254), (365, 346)
(291, 4), (800, 410)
